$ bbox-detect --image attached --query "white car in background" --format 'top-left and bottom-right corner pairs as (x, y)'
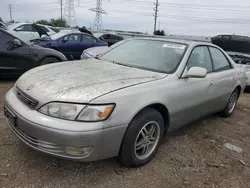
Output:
(7, 23), (57, 42)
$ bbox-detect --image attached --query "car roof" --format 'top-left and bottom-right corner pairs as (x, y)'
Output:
(127, 37), (215, 47)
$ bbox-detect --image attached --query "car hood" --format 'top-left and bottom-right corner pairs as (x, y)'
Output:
(85, 46), (110, 56)
(16, 59), (166, 104)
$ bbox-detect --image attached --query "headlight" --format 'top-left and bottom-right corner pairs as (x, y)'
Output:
(81, 51), (92, 59)
(39, 102), (84, 120)
(77, 104), (115, 121)
(38, 102), (115, 121)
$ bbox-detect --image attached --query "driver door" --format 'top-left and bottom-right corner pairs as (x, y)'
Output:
(57, 34), (82, 59)
(169, 46), (217, 129)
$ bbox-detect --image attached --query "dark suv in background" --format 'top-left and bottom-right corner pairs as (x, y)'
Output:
(94, 32), (124, 46)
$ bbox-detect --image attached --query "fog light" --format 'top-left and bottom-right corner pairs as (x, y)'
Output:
(64, 146), (93, 157)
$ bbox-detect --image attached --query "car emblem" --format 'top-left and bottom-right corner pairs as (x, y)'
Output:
(26, 85), (34, 91)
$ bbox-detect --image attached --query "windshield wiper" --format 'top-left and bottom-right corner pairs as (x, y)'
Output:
(113, 61), (134, 68)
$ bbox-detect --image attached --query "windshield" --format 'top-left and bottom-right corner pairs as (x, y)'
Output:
(99, 39), (187, 73)
(50, 32), (66, 40)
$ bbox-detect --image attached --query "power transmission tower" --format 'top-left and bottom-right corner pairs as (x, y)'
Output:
(89, 0), (107, 31)
(64, 0), (77, 26)
(8, 4), (13, 22)
(153, 0), (159, 33)
(59, 0), (63, 20)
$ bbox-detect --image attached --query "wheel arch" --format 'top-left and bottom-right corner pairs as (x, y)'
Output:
(37, 56), (62, 66)
(235, 85), (241, 98)
(129, 103), (170, 132)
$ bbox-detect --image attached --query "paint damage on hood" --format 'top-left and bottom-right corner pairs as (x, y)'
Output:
(16, 59), (166, 104)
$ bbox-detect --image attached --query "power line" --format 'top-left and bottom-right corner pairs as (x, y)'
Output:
(153, 0), (159, 33)
(8, 4), (13, 21)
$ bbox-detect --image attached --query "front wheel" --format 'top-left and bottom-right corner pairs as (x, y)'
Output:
(221, 88), (239, 117)
(119, 108), (164, 167)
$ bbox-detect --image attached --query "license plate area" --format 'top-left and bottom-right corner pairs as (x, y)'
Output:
(4, 106), (16, 127)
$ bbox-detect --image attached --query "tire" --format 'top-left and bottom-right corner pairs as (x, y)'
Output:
(119, 108), (164, 167)
(40, 57), (59, 66)
(221, 88), (239, 117)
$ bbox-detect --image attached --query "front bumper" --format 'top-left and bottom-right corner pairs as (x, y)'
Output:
(4, 88), (127, 161)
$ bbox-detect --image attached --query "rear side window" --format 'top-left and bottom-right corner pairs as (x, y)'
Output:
(82, 35), (96, 42)
(209, 47), (231, 71)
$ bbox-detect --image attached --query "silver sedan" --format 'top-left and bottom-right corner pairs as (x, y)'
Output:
(4, 38), (247, 167)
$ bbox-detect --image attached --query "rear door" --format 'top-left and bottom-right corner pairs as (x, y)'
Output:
(208, 46), (237, 109)
(0, 30), (31, 76)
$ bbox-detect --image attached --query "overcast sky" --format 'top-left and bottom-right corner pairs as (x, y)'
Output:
(1, 0), (250, 36)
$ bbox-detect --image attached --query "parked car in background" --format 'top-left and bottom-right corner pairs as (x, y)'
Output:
(81, 46), (109, 59)
(37, 32), (108, 60)
(227, 51), (250, 90)
(0, 28), (67, 78)
(211, 34), (250, 90)
(0, 21), (7, 30)
(94, 32), (124, 46)
(4, 38), (246, 167)
(7, 23), (57, 42)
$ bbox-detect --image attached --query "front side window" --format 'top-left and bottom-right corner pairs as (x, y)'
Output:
(63, 34), (81, 42)
(209, 47), (231, 71)
(100, 39), (187, 73)
(187, 46), (213, 72)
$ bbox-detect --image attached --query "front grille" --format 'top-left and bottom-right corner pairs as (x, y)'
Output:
(16, 87), (39, 109)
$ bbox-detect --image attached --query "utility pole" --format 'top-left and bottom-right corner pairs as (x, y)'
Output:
(153, 0), (159, 34)
(59, 0), (63, 19)
(8, 4), (13, 22)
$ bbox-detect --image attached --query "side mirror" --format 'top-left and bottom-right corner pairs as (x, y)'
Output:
(62, 39), (68, 43)
(186, 67), (207, 78)
(13, 39), (22, 46)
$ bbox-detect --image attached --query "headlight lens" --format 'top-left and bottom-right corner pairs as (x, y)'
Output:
(77, 104), (115, 121)
(39, 102), (84, 120)
(244, 65), (250, 72)
(38, 102), (115, 121)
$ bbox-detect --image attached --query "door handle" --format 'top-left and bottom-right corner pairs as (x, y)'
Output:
(210, 82), (215, 86)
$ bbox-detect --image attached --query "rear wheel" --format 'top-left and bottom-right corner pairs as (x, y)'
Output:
(119, 108), (164, 167)
(221, 88), (239, 117)
(40, 57), (59, 66)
